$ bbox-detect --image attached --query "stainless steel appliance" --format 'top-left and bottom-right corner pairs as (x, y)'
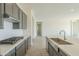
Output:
(0, 37), (23, 44)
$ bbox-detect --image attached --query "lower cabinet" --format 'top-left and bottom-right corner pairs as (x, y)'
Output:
(48, 42), (53, 56)
(5, 48), (15, 56)
(48, 42), (68, 56)
(48, 42), (59, 56)
(5, 38), (30, 56)
(27, 36), (31, 49)
(25, 39), (28, 53)
(15, 41), (26, 56)
(58, 48), (68, 56)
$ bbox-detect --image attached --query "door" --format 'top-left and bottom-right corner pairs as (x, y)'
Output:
(37, 22), (42, 36)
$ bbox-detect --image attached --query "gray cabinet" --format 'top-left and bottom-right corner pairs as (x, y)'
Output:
(15, 41), (26, 56)
(25, 36), (31, 54)
(1, 3), (27, 29)
(12, 6), (27, 29)
(12, 9), (23, 29)
(19, 9), (23, 29)
(0, 3), (3, 29)
(27, 36), (31, 49)
(0, 3), (27, 29)
(58, 48), (68, 56)
(48, 42), (68, 56)
(5, 48), (15, 56)
(22, 12), (27, 29)
(5, 39), (28, 56)
(25, 39), (28, 53)
(4, 3), (13, 17)
(12, 4), (19, 20)
(12, 4), (22, 29)
(48, 42), (53, 56)
(48, 42), (59, 56)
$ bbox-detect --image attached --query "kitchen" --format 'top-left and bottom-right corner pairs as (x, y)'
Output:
(0, 3), (31, 56)
(0, 3), (79, 56)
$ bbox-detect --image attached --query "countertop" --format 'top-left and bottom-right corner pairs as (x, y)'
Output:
(0, 38), (26, 56)
(48, 38), (79, 56)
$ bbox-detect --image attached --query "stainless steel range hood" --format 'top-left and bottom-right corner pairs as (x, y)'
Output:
(3, 16), (20, 22)
(3, 3), (20, 22)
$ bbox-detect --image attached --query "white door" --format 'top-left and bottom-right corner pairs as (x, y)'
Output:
(37, 22), (42, 36)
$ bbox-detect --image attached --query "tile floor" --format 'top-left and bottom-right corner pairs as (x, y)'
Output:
(26, 36), (49, 56)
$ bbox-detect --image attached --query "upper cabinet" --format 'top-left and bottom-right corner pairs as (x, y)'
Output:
(12, 4), (19, 21)
(19, 9), (23, 29)
(3, 3), (20, 22)
(0, 4), (3, 29)
(0, 3), (27, 29)
(22, 12), (27, 29)
(4, 3), (13, 17)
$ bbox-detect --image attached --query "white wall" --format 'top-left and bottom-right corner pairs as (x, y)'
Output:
(33, 15), (79, 40)
(42, 18), (71, 39)
(31, 3), (79, 40)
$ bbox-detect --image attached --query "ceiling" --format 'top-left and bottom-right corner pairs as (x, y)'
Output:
(30, 3), (79, 20)
(18, 3), (79, 20)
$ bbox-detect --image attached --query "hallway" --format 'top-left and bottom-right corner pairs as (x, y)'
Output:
(26, 37), (49, 56)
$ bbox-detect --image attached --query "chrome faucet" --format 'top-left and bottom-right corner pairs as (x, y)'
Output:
(59, 30), (66, 40)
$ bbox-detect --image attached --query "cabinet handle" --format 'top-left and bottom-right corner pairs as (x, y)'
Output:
(58, 48), (60, 53)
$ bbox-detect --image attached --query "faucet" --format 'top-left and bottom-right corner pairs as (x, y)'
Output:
(59, 30), (66, 40)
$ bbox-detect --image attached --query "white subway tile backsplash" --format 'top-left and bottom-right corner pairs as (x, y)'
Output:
(0, 19), (23, 41)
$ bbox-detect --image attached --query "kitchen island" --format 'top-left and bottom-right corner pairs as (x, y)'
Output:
(48, 37), (79, 56)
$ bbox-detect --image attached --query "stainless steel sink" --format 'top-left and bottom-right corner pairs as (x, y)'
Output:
(50, 38), (72, 45)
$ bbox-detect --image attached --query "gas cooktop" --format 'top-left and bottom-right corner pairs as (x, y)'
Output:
(0, 37), (23, 44)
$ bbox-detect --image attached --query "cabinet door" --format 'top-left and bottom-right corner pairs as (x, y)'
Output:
(58, 48), (68, 56)
(27, 36), (31, 49)
(5, 48), (15, 56)
(0, 3), (3, 29)
(48, 42), (59, 56)
(5, 3), (13, 17)
(16, 41), (26, 56)
(12, 7), (20, 29)
(13, 4), (19, 20)
(19, 9), (23, 29)
(22, 13), (27, 29)
(48, 43), (53, 56)
(25, 39), (28, 54)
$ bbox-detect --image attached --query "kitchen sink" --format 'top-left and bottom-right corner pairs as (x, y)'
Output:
(50, 38), (72, 45)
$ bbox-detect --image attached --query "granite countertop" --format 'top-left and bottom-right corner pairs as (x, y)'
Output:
(48, 38), (79, 56)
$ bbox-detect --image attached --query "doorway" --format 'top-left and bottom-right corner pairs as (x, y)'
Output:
(36, 22), (42, 36)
